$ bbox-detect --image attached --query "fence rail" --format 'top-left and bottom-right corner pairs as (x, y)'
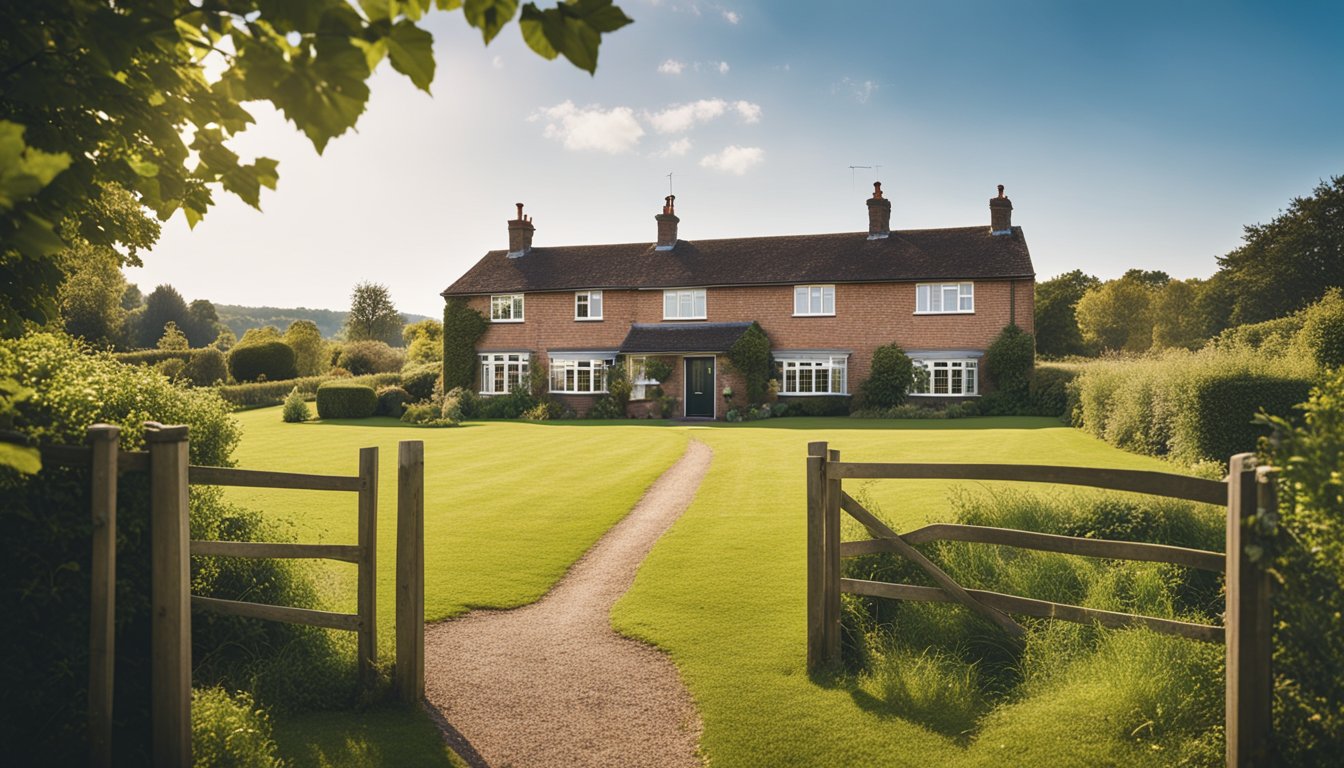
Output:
(806, 441), (1274, 768)
(30, 422), (426, 767)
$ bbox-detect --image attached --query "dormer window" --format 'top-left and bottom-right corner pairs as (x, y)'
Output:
(575, 290), (603, 320)
(490, 294), (524, 322)
(915, 283), (974, 314)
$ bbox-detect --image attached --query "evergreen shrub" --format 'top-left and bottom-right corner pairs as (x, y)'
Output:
(316, 381), (377, 419)
(281, 388), (308, 423)
(1297, 288), (1344, 369)
(183, 347), (228, 387)
(228, 341), (297, 383)
(727, 322), (772, 403)
(985, 324), (1035, 407)
(860, 343), (921, 409)
(400, 362), (440, 401)
(1027, 363), (1080, 418)
(777, 395), (851, 417)
(375, 386), (411, 417)
(1180, 375), (1312, 462)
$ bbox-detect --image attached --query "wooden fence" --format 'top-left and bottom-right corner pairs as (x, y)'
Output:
(34, 422), (425, 768)
(805, 441), (1274, 768)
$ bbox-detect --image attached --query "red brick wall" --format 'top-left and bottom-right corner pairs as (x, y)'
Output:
(465, 277), (1033, 416)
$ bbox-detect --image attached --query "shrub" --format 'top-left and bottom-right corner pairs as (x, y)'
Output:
(191, 687), (284, 768)
(375, 386), (411, 417)
(442, 298), (487, 390)
(400, 362), (440, 402)
(727, 322), (772, 403)
(985, 324), (1035, 403)
(184, 347), (229, 387)
(588, 396), (626, 419)
(281, 388), (309, 423)
(401, 402), (459, 427)
(157, 320), (190, 350)
(1259, 369), (1344, 762)
(158, 356), (187, 381)
(228, 341), (298, 383)
(316, 381), (377, 419)
(1027, 363), (1079, 418)
(1178, 375), (1312, 462)
(283, 320), (329, 377)
(1296, 288), (1344, 370)
(441, 387), (478, 422)
(477, 389), (536, 419)
(524, 400), (571, 420)
(336, 340), (403, 376)
(112, 348), (193, 367)
(643, 356), (674, 384)
(860, 343), (920, 409)
(777, 395), (851, 417)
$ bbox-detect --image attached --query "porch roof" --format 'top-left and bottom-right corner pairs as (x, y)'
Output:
(619, 322), (753, 354)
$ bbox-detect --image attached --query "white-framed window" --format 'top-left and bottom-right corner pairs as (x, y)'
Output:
(663, 288), (707, 320)
(911, 358), (978, 396)
(490, 294), (524, 322)
(549, 357), (613, 394)
(774, 355), (848, 395)
(575, 290), (603, 320)
(794, 285), (836, 316)
(479, 352), (530, 394)
(628, 355), (660, 400)
(915, 282), (974, 314)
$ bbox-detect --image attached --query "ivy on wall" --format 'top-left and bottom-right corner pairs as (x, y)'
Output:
(442, 299), (487, 391)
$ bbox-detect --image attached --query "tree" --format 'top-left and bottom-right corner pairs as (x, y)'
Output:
(403, 318), (444, 364)
(0, 1), (633, 337)
(56, 240), (126, 346)
(211, 326), (237, 352)
(156, 321), (189, 351)
(184, 299), (221, 347)
(1075, 277), (1158, 352)
(1034, 270), (1100, 357)
(120, 282), (143, 311)
(1151, 279), (1211, 350)
(345, 282), (404, 346)
(132, 284), (191, 349)
(284, 320), (328, 377)
(1214, 175), (1344, 326)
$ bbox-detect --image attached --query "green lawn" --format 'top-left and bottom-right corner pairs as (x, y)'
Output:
(225, 411), (1206, 767)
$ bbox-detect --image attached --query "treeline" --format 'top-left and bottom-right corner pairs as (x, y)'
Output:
(215, 303), (432, 340)
(1036, 175), (1344, 357)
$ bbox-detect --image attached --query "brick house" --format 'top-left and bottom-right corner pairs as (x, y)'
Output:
(440, 183), (1035, 419)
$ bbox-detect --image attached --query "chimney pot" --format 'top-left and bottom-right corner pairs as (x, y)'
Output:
(655, 195), (680, 250)
(508, 202), (535, 257)
(866, 181), (891, 239)
(989, 184), (1013, 235)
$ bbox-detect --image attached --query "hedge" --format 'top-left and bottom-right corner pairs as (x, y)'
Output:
(228, 340), (297, 383)
(400, 362), (440, 401)
(316, 381), (378, 419)
(1178, 375), (1313, 462)
(777, 395), (852, 417)
(375, 386), (412, 417)
(112, 348), (194, 366)
(216, 373), (400, 409)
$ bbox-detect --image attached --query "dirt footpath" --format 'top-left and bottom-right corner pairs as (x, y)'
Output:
(424, 441), (711, 768)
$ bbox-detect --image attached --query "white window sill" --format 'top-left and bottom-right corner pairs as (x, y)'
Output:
(491, 318), (524, 323)
(913, 311), (975, 316)
(662, 317), (707, 322)
(549, 391), (608, 396)
(909, 392), (980, 398)
(792, 313), (836, 318)
(574, 317), (604, 322)
(778, 392), (848, 397)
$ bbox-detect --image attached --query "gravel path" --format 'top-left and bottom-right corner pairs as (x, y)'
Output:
(424, 440), (711, 768)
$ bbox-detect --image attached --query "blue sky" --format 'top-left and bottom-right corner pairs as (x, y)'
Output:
(131, 0), (1344, 317)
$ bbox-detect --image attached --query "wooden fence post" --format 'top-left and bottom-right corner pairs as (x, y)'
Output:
(806, 441), (827, 672)
(146, 422), (191, 768)
(396, 440), (425, 703)
(357, 446), (379, 687)
(1226, 453), (1273, 767)
(824, 448), (843, 665)
(88, 424), (119, 768)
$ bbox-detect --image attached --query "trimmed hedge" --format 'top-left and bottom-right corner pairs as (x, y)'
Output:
(777, 395), (852, 417)
(375, 386), (412, 417)
(400, 362), (439, 401)
(316, 381), (378, 419)
(1181, 375), (1313, 462)
(215, 373), (400, 409)
(1027, 363), (1080, 418)
(112, 348), (193, 366)
(228, 341), (297, 383)
(182, 347), (228, 387)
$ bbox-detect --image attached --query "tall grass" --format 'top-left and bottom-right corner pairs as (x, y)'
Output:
(843, 489), (1225, 762)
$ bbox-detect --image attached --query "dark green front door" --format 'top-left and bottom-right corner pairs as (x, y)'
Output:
(685, 357), (715, 418)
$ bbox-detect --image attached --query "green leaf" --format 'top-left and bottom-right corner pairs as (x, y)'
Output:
(11, 211), (67, 257)
(386, 20), (436, 92)
(128, 158), (159, 178)
(0, 121), (72, 210)
(519, 5), (558, 59)
(570, 0), (634, 33)
(547, 15), (601, 74)
(0, 442), (41, 475)
(359, 0), (394, 22)
(184, 206), (204, 229)
(463, 0), (519, 45)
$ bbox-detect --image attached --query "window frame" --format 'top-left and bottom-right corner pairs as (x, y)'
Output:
(909, 357), (979, 397)
(478, 352), (530, 395)
(793, 284), (836, 317)
(773, 355), (849, 396)
(914, 282), (975, 315)
(490, 293), (525, 323)
(574, 290), (604, 321)
(548, 356), (614, 394)
(628, 355), (659, 400)
(662, 288), (707, 320)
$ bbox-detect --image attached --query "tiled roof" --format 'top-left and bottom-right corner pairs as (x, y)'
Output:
(443, 226), (1034, 296)
(619, 323), (754, 354)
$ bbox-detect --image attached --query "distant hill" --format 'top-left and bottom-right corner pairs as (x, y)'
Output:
(214, 304), (432, 339)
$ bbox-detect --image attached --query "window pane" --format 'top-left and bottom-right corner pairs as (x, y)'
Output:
(799, 367), (813, 393)
(929, 286), (942, 312)
(917, 285), (929, 312)
(693, 290), (706, 317)
(942, 285), (958, 311)
(664, 292), (676, 318)
(795, 287), (807, 314)
(578, 367), (591, 392)
(951, 367), (963, 394)
(785, 367), (797, 393)
(591, 292), (602, 317)
(822, 286), (835, 314)
(934, 367), (948, 394)
(594, 364), (606, 392)
(810, 286), (822, 313)
(679, 291), (692, 317)
(816, 367), (830, 393)
(967, 363), (977, 394)
(576, 294), (588, 318)
(513, 296), (524, 318)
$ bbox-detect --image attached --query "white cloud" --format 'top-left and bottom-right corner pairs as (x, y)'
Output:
(658, 59), (685, 75)
(645, 99), (727, 133)
(734, 100), (761, 123)
(722, 10), (740, 24)
(656, 138), (693, 158)
(835, 77), (878, 104)
(716, 61), (730, 75)
(529, 101), (645, 154)
(699, 145), (764, 175)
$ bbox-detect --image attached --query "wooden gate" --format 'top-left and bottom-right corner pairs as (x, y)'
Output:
(804, 441), (1274, 767)
(33, 422), (426, 768)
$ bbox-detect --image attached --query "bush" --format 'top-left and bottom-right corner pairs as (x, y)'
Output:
(860, 343), (920, 409)
(335, 340), (404, 376)
(400, 362), (440, 402)
(316, 381), (378, 419)
(643, 356), (674, 384)
(1027, 363), (1079, 418)
(401, 402), (459, 427)
(1179, 375), (1312, 462)
(228, 341), (298, 383)
(727, 322), (772, 403)
(1297, 288), (1344, 370)
(184, 347), (229, 387)
(191, 687), (283, 768)
(477, 389), (536, 419)
(524, 400), (572, 420)
(441, 386), (478, 422)
(375, 386), (411, 417)
(777, 395), (851, 417)
(112, 348), (193, 367)
(216, 373), (399, 410)
(281, 387), (309, 423)
(588, 396), (626, 419)
(985, 324), (1035, 403)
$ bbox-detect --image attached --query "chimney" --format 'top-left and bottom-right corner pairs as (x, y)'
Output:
(989, 185), (1013, 235)
(655, 195), (679, 251)
(866, 182), (891, 240)
(507, 202), (534, 258)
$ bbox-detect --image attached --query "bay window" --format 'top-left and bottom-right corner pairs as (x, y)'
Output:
(910, 357), (978, 396)
(774, 354), (848, 395)
(549, 356), (614, 394)
(479, 352), (530, 394)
